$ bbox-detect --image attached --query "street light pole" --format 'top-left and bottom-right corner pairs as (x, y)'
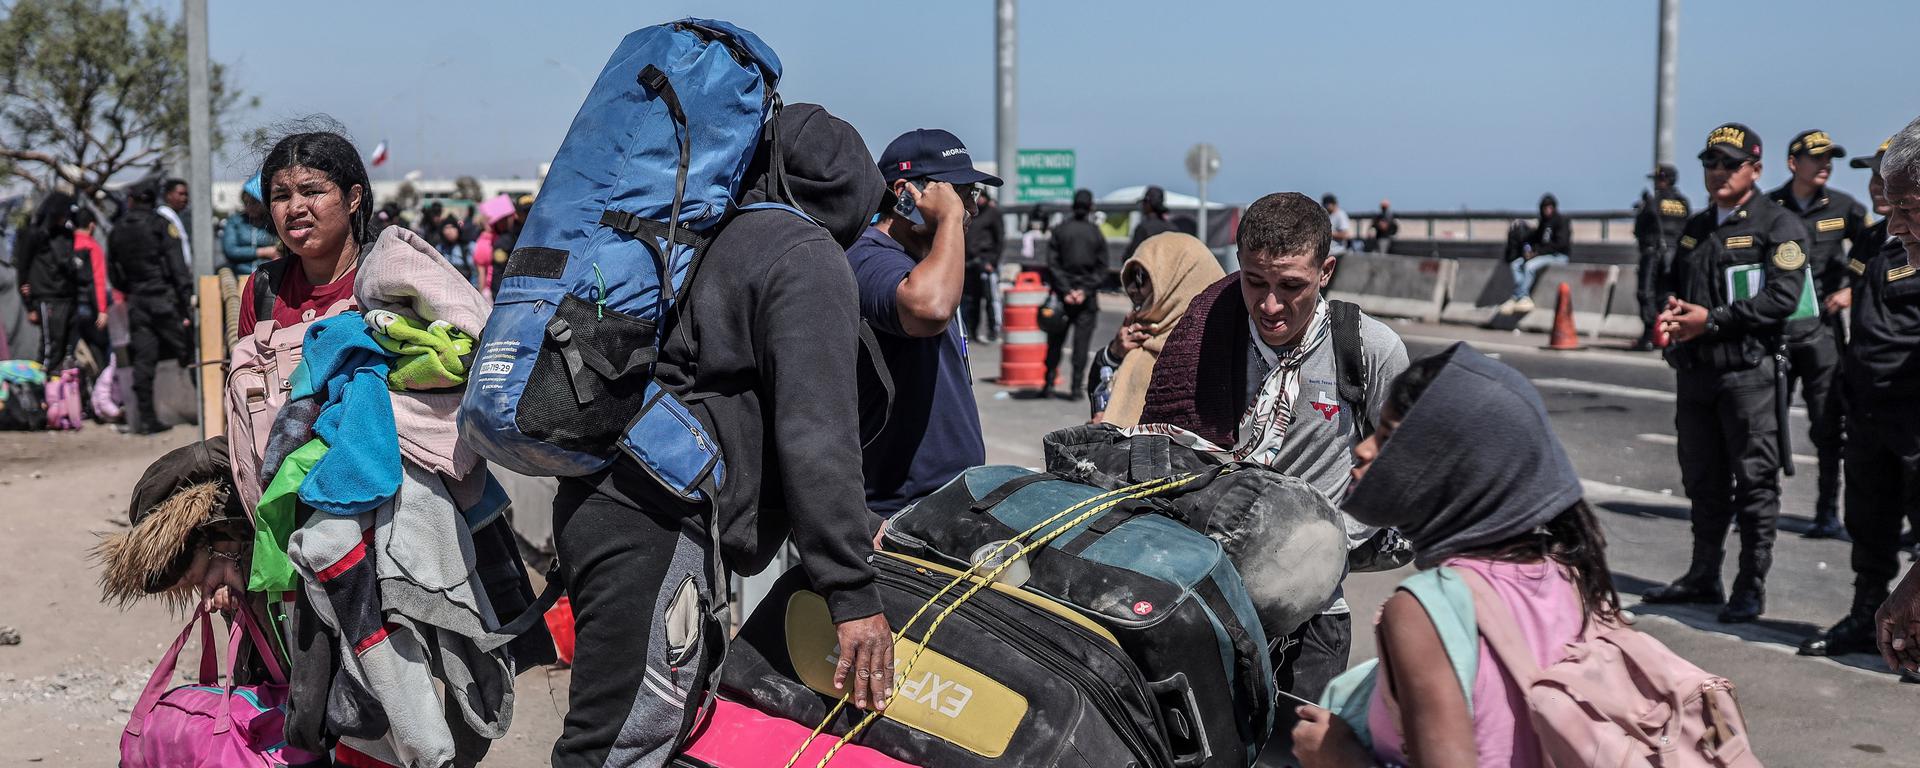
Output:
(995, 0), (1017, 206)
(186, 0), (212, 276)
(1654, 0), (1679, 169)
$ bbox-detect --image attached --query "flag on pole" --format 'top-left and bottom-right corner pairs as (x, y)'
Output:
(370, 140), (390, 167)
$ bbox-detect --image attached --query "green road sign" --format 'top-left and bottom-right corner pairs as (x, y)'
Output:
(1016, 149), (1075, 204)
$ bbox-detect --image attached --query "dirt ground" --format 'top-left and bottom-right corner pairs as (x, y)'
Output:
(0, 426), (567, 765)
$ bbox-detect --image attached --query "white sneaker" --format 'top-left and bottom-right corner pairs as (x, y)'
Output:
(1513, 297), (1537, 314)
(1496, 299), (1519, 315)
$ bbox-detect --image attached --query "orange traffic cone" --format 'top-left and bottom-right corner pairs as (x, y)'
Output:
(1547, 282), (1583, 351)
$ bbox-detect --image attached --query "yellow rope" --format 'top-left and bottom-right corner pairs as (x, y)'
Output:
(790, 472), (1211, 768)
(780, 478), (1144, 768)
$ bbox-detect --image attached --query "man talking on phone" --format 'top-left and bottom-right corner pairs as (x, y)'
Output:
(848, 129), (1002, 516)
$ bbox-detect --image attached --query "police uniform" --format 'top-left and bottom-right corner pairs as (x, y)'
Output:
(1633, 167), (1691, 346)
(1644, 124), (1810, 623)
(107, 204), (193, 433)
(1764, 131), (1872, 536)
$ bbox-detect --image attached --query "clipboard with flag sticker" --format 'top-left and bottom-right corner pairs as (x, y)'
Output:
(1725, 263), (1817, 322)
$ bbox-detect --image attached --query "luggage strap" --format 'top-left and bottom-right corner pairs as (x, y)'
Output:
(788, 470), (1224, 768)
(544, 312), (658, 406)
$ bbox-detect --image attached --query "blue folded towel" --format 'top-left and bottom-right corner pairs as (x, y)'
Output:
(294, 312), (403, 515)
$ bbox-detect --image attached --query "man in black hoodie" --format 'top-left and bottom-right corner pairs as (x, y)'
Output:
(1499, 193), (1573, 315)
(547, 103), (894, 768)
(14, 191), (91, 371)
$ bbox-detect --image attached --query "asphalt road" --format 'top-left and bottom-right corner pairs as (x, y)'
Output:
(965, 306), (1920, 767)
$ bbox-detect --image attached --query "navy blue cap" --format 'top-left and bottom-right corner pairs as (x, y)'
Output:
(877, 129), (1003, 187)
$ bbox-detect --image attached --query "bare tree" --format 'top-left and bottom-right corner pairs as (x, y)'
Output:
(0, 0), (253, 195)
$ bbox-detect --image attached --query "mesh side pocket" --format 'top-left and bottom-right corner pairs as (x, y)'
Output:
(516, 294), (656, 456)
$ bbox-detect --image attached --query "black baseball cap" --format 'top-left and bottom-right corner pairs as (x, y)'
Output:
(1648, 163), (1679, 182)
(1851, 136), (1892, 170)
(1698, 123), (1762, 162)
(1788, 129), (1846, 159)
(877, 129), (1004, 187)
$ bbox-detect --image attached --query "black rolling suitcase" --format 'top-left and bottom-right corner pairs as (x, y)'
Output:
(722, 551), (1176, 768)
(884, 466), (1277, 768)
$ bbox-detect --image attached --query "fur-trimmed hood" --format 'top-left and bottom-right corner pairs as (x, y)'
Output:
(94, 437), (249, 607)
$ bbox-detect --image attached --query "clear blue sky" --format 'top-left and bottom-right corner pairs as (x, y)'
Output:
(211, 0), (1914, 212)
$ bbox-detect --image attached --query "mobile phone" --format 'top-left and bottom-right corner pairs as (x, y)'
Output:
(892, 181), (927, 226)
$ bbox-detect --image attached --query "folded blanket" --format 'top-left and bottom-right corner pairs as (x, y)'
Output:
(366, 309), (473, 391)
(355, 226), (490, 338)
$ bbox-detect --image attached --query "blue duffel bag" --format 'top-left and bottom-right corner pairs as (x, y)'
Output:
(459, 18), (779, 492)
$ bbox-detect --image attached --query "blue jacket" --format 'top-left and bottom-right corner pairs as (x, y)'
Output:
(220, 212), (276, 275)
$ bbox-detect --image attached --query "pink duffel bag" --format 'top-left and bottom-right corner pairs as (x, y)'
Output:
(121, 603), (322, 767)
(675, 699), (920, 768)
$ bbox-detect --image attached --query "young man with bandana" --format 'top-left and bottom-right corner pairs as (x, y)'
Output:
(1137, 191), (1409, 763)
(1644, 123), (1812, 624)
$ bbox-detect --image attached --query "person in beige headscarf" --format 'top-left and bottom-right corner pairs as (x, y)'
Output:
(1091, 232), (1225, 425)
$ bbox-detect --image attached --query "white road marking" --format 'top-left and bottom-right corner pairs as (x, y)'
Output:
(1635, 432), (1816, 467)
(1533, 377), (1807, 417)
(1580, 478), (1685, 506)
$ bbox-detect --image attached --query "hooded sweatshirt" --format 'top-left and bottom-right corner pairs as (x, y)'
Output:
(1341, 343), (1584, 568)
(637, 102), (887, 622)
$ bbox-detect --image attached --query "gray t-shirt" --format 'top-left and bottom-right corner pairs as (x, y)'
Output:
(1246, 308), (1410, 613)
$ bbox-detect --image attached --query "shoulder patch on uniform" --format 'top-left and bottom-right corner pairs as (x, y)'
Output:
(1724, 235), (1755, 250)
(1890, 263), (1916, 283)
(1659, 199), (1687, 217)
(1850, 258), (1868, 275)
(1771, 241), (1806, 271)
(1817, 217), (1845, 232)
(1678, 235), (1698, 249)
(167, 224), (181, 239)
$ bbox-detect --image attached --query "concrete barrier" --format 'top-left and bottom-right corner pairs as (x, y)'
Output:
(1600, 264), (1648, 339)
(1516, 263), (1617, 338)
(1438, 258), (1519, 327)
(1326, 252), (1454, 323)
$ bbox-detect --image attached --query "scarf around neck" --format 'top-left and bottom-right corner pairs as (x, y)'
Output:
(1232, 299), (1331, 464)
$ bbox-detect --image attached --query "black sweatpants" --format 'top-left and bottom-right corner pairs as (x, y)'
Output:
(1257, 612), (1352, 767)
(1675, 364), (1781, 586)
(1785, 323), (1845, 521)
(35, 297), (78, 371)
(1043, 293), (1099, 394)
(126, 295), (190, 424)
(552, 465), (720, 768)
(1843, 397), (1920, 609)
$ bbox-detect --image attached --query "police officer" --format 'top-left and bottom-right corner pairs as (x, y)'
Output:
(1644, 123), (1810, 624)
(1766, 130), (1871, 539)
(1633, 163), (1691, 350)
(108, 182), (193, 435)
(1801, 131), (1919, 661)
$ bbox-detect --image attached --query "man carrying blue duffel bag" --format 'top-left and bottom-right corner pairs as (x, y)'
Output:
(547, 100), (897, 767)
(454, 20), (896, 768)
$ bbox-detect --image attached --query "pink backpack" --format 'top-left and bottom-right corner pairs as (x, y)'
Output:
(120, 603), (321, 767)
(1460, 569), (1762, 767)
(224, 261), (354, 515)
(44, 367), (82, 430)
(92, 355), (124, 422)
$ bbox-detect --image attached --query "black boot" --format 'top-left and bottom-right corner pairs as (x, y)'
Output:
(1799, 592), (1886, 657)
(1642, 548), (1725, 605)
(1805, 456), (1848, 539)
(1718, 583), (1765, 623)
(134, 411), (172, 436)
(1718, 549), (1770, 623)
